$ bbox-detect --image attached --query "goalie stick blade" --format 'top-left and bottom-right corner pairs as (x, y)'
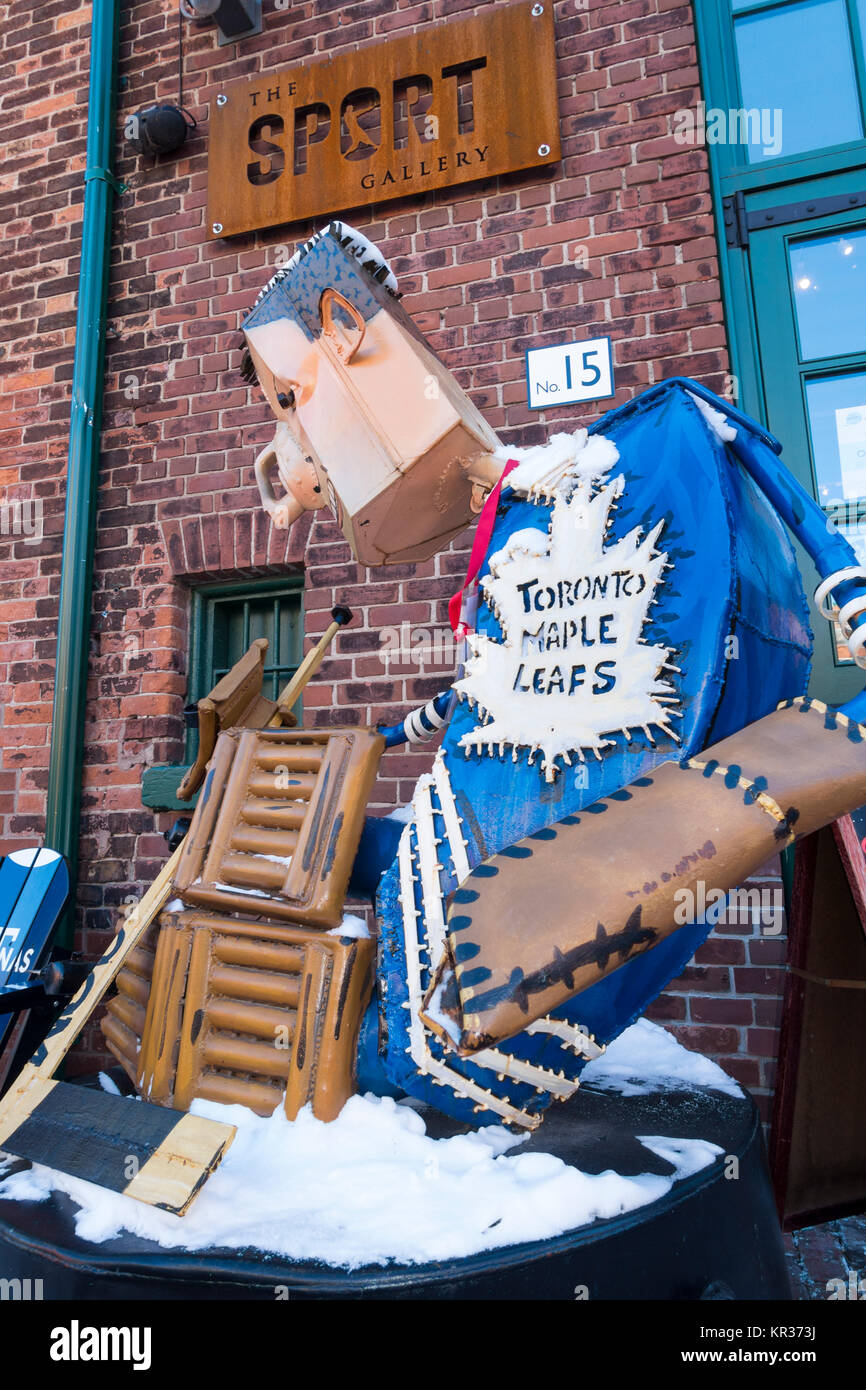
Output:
(0, 1078), (235, 1216)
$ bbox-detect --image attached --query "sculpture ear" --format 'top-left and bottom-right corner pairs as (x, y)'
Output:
(254, 442), (303, 529)
(254, 432), (325, 530)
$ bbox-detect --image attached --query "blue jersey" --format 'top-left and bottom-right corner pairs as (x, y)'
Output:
(359, 381), (811, 1127)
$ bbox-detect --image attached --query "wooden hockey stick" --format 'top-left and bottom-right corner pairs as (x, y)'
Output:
(268, 605), (352, 726)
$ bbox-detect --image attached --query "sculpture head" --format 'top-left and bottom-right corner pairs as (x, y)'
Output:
(242, 222), (502, 567)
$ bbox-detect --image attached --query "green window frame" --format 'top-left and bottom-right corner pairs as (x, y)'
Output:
(697, 0), (866, 185)
(694, 0), (866, 421)
(142, 576), (304, 812)
(694, 0), (866, 707)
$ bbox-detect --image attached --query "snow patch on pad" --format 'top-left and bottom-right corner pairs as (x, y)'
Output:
(0, 1021), (734, 1268)
(326, 912), (370, 939)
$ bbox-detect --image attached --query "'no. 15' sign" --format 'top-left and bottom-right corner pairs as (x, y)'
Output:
(525, 337), (614, 411)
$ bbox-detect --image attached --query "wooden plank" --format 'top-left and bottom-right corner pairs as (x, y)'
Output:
(833, 809), (866, 938)
(770, 827), (866, 1227)
(206, 2), (561, 237)
(1, 1078), (234, 1217)
(267, 616), (344, 725)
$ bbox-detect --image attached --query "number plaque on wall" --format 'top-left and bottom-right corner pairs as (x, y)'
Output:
(206, 1), (560, 239)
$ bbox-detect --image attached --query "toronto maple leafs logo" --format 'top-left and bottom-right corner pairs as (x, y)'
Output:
(455, 476), (680, 779)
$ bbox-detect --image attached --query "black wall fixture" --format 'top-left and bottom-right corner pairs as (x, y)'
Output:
(180, 0), (263, 46)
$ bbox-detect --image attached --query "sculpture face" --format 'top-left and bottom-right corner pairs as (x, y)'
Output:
(243, 222), (501, 567)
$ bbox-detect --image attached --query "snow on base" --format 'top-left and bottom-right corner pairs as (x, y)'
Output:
(0, 1021), (736, 1269)
(581, 1018), (742, 1098)
(501, 429), (619, 498)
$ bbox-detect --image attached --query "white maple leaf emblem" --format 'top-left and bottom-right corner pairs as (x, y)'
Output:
(455, 476), (681, 779)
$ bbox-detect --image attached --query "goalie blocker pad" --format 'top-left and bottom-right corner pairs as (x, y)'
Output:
(421, 698), (866, 1053)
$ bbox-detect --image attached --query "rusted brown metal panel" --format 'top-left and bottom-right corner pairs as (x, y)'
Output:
(207, 1), (561, 238)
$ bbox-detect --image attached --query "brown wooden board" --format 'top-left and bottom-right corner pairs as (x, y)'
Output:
(1, 1078), (234, 1217)
(834, 807), (866, 933)
(770, 819), (866, 1229)
(207, 1), (561, 238)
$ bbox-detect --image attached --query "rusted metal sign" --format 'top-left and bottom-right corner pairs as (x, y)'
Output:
(207, 1), (560, 238)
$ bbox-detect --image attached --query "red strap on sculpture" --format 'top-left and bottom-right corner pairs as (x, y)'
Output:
(448, 459), (520, 638)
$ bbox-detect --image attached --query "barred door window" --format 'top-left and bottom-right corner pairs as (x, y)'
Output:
(141, 576), (304, 812)
(188, 578), (305, 755)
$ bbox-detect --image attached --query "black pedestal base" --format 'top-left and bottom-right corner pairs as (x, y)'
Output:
(0, 1082), (791, 1300)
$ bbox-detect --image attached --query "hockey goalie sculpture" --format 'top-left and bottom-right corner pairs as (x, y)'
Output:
(105, 223), (866, 1136)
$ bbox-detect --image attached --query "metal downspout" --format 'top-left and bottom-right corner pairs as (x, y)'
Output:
(44, 0), (121, 947)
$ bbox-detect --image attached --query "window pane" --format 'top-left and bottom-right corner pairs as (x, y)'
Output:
(734, 0), (861, 162)
(806, 372), (866, 663)
(789, 230), (866, 360)
(805, 371), (866, 509)
(205, 590), (302, 692)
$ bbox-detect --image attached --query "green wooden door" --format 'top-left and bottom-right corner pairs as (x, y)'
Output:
(751, 196), (866, 704)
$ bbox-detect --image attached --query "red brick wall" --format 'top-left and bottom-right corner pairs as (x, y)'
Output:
(0, 0), (785, 1108)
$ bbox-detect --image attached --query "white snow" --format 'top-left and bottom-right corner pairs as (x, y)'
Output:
(8, 847), (60, 867)
(165, 898), (185, 912)
(581, 1018), (742, 1098)
(501, 430), (619, 500)
(423, 971), (462, 1047)
(0, 1020), (736, 1268)
(688, 390), (737, 443)
(212, 881), (270, 898)
(326, 912), (370, 939)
